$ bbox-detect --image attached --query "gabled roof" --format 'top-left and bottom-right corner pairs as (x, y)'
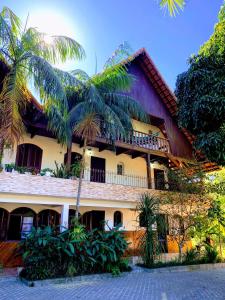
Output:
(126, 48), (220, 172)
(128, 48), (178, 116)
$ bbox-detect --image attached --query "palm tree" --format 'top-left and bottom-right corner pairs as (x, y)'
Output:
(160, 0), (185, 16)
(0, 7), (85, 150)
(47, 46), (148, 217)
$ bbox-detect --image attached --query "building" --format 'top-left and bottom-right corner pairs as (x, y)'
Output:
(0, 49), (217, 266)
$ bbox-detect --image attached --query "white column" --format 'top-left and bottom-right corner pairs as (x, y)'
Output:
(60, 204), (69, 231)
(104, 209), (114, 231)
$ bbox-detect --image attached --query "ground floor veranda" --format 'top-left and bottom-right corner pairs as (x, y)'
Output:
(0, 195), (192, 267)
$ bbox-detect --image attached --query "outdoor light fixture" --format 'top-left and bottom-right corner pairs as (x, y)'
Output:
(86, 148), (93, 156)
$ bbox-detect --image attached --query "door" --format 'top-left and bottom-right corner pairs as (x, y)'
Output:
(90, 157), (106, 183)
(7, 215), (22, 240)
(92, 211), (105, 230)
(154, 169), (165, 190)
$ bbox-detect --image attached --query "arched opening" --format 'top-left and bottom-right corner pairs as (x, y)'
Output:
(114, 211), (123, 227)
(81, 211), (105, 231)
(0, 208), (9, 241)
(64, 152), (82, 165)
(8, 207), (36, 240)
(38, 209), (60, 228)
(16, 143), (43, 172)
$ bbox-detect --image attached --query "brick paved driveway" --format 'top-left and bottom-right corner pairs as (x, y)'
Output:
(0, 268), (225, 300)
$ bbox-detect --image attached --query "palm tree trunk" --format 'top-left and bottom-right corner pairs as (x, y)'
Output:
(75, 138), (87, 219)
(66, 142), (72, 171)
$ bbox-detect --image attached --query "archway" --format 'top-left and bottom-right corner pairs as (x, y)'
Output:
(8, 207), (36, 240)
(38, 209), (60, 227)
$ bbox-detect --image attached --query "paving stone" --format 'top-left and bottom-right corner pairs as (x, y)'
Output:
(0, 268), (225, 300)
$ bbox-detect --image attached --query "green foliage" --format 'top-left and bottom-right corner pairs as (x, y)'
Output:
(137, 193), (161, 267)
(19, 224), (129, 280)
(204, 245), (219, 263)
(184, 248), (199, 264)
(40, 168), (53, 176)
(0, 6), (85, 148)
(51, 161), (81, 179)
(167, 168), (206, 193)
(160, 0), (185, 16)
(176, 3), (225, 165)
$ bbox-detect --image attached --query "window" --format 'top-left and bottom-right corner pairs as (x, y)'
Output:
(114, 211), (123, 227)
(117, 163), (124, 175)
(16, 143), (43, 171)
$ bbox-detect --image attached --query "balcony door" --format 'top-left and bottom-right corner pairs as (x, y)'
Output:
(90, 157), (105, 183)
(154, 169), (165, 190)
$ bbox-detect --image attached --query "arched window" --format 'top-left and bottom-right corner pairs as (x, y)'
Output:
(0, 208), (9, 241)
(38, 209), (60, 227)
(64, 152), (82, 165)
(16, 143), (43, 171)
(114, 211), (123, 227)
(117, 163), (124, 175)
(8, 207), (36, 240)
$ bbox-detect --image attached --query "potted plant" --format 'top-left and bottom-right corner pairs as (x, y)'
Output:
(40, 168), (53, 177)
(5, 163), (15, 173)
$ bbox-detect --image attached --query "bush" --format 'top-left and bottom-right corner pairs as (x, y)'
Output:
(184, 248), (199, 264)
(204, 245), (219, 263)
(19, 224), (129, 280)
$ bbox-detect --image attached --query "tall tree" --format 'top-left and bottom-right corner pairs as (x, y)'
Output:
(48, 45), (148, 217)
(175, 3), (225, 165)
(0, 7), (85, 149)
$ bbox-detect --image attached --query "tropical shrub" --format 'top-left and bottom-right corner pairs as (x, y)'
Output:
(19, 224), (129, 280)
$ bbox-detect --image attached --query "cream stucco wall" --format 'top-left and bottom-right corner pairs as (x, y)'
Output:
(2, 133), (167, 186)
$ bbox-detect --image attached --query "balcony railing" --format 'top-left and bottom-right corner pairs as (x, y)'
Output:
(83, 168), (148, 188)
(99, 130), (170, 153)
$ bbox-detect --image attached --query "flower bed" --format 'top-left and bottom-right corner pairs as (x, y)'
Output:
(19, 224), (131, 280)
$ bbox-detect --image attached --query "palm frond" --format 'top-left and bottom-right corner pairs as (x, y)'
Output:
(0, 67), (26, 146)
(1, 7), (21, 35)
(92, 64), (133, 92)
(104, 42), (133, 69)
(74, 112), (101, 142)
(160, 0), (185, 16)
(70, 69), (90, 82)
(104, 93), (148, 123)
(28, 54), (67, 106)
(51, 35), (85, 62)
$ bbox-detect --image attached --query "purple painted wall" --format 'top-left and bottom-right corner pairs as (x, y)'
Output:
(128, 61), (193, 159)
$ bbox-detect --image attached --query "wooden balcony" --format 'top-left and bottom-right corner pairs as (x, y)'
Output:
(95, 130), (170, 158)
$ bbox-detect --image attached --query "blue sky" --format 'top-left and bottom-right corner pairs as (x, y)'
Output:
(1, 0), (223, 90)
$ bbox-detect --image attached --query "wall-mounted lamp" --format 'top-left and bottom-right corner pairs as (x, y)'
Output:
(86, 147), (93, 156)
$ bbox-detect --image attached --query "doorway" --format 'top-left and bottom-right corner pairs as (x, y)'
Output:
(90, 157), (106, 183)
(81, 210), (105, 230)
(154, 169), (165, 190)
